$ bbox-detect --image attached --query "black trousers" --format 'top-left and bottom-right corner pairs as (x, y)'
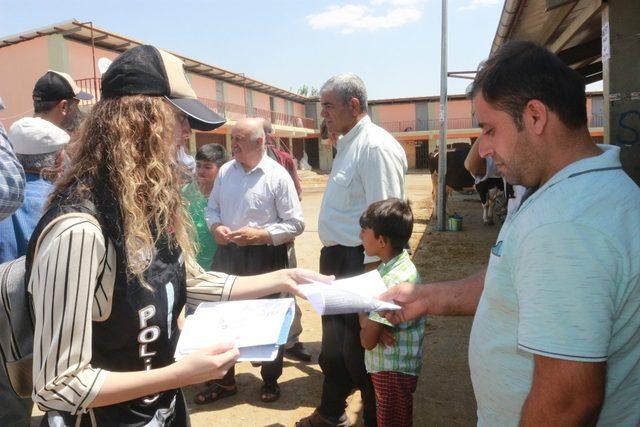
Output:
(212, 243), (288, 385)
(318, 245), (377, 427)
(41, 389), (190, 427)
(0, 362), (32, 427)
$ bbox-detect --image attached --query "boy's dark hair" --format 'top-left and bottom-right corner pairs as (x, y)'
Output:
(196, 143), (226, 167)
(359, 198), (413, 252)
(469, 40), (587, 131)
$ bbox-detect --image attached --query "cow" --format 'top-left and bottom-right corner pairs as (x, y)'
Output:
(428, 142), (510, 225)
(475, 177), (506, 225)
(428, 143), (475, 220)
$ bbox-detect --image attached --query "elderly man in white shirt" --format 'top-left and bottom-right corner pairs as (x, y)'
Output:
(204, 117), (304, 404)
(297, 74), (407, 427)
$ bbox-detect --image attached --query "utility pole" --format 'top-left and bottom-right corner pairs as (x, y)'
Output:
(437, 0), (448, 231)
(78, 21), (98, 100)
(238, 72), (248, 117)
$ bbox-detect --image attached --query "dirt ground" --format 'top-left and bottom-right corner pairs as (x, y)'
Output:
(187, 171), (499, 426)
(31, 172), (499, 426)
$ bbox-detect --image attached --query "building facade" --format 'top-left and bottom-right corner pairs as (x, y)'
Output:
(0, 20), (317, 158)
(0, 20), (604, 172)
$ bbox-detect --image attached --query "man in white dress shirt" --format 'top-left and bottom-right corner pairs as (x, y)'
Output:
(297, 74), (407, 427)
(205, 117), (304, 403)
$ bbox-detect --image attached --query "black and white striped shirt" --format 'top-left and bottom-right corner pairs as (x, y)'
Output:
(28, 214), (235, 414)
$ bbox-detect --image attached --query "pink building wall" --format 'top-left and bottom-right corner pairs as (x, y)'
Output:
(66, 40), (119, 81)
(273, 98), (285, 113)
(376, 103), (415, 124)
(1, 34), (312, 131)
(430, 99), (474, 128)
(253, 91), (270, 111)
(188, 74), (217, 100)
(433, 99), (472, 120)
(0, 37), (51, 128)
(293, 102), (305, 117)
(225, 83), (245, 106)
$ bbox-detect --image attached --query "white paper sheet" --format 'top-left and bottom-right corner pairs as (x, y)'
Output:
(174, 298), (294, 361)
(299, 270), (401, 315)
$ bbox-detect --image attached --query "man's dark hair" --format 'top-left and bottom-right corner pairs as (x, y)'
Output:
(33, 99), (61, 114)
(359, 198), (413, 252)
(469, 41), (587, 130)
(196, 143), (226, 167)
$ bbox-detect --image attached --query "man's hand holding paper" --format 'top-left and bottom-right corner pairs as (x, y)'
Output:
(298, 270), (401, 315)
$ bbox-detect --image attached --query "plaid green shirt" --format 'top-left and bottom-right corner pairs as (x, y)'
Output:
(365, 250), (425, 376)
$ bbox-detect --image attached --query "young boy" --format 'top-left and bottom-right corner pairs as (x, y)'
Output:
(358, 198), (425, 427)
(182, 143), (226, 270)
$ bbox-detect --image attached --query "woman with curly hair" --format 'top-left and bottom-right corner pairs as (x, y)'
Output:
(26, 45), (326, 426)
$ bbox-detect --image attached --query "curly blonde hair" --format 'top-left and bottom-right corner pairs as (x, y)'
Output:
(49, 95), (195, 283)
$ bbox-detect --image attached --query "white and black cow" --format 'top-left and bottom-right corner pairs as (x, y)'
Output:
(428, 143), (511, 225)
(428, 143), (474, 219)
(475, 178), (505, 225)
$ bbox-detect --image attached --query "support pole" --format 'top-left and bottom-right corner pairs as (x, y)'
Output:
(437, 0), (448, 230)
(89, 22), (98, 99)
(602, 0), (640, 185)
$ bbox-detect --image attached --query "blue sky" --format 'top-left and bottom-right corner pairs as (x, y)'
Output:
(1, 0), (507, 99)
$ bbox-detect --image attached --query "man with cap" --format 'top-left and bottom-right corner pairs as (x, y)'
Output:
(32, 70), (93, 133)
(0, 117), (69, 263)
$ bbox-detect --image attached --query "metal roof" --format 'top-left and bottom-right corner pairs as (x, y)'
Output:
(490, 0), (604, 84)
(0, 19), (309, 103)
(368, 91), (601, 106)
(369, 94), (469, 105)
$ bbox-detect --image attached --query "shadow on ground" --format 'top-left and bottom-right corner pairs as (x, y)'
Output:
(184, 342), (322, 412)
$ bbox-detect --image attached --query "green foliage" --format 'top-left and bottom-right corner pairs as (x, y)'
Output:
(297, 84), (319, 97)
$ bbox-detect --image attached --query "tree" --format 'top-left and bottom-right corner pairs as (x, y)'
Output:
(297, 84), (319, 97)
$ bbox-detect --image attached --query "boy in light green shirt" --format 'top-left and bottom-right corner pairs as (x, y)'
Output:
(358, 198), (425, 427)
(181, 143), (226, 270)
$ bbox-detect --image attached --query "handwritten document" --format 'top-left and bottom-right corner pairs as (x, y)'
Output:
(174, 298), (294, 361)
(299, 270), (400, 315)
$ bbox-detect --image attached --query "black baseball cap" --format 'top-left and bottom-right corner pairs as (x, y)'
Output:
(32, 70), (93, 102)
(101, 45), (226, 131)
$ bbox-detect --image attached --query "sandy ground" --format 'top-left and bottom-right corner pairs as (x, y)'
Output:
(32, 172), (499, 426)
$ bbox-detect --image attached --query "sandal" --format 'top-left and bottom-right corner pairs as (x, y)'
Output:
(260, 382), (280, 403)
(193, 382), (238, 405)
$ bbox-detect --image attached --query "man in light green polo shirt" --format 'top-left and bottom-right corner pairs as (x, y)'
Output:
(380, 41), (640, 426)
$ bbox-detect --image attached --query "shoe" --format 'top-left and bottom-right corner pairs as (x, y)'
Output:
(285, 342), (312, 362)
(193, 382), (238, 405)
(295, 410), (350, 427)
(260, 381), (280, 403)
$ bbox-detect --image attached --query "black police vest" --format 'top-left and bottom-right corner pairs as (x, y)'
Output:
(28, 193), (188, 426)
